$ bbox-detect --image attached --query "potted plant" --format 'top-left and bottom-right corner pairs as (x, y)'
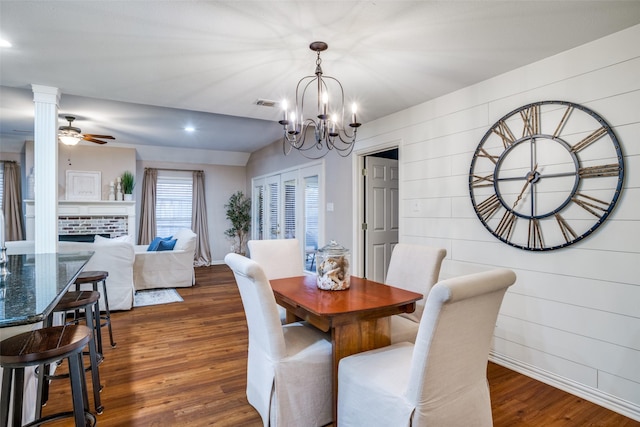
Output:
(121, 171), (135, 201)
(224, 191), (251, 255)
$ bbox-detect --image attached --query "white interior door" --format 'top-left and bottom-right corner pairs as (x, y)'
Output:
(364, 155), (399, 282)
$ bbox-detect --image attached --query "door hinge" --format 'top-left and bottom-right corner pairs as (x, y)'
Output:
(362, 223), (368, 230)
(362, 168), (367, 176)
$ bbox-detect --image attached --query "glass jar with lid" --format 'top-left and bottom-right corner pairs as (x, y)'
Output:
(316, 240), (351, 290)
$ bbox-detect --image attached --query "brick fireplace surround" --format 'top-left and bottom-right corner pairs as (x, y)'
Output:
(24, 200), (136, 241)
(58, 215), (128, 238)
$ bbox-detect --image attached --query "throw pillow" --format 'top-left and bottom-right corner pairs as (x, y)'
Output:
(147, 236), (173, 252)
(156, 238), (177, 252)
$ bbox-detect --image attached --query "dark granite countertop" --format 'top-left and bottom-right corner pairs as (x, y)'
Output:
(0, 251), (93, 327)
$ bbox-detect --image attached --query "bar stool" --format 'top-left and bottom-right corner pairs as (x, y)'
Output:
(74, 270), (116, 351)
(42, 291), (104, 415)
(0, 324), (96, 427)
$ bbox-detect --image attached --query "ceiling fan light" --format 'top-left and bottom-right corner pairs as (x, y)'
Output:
(59, 135), (82, 145)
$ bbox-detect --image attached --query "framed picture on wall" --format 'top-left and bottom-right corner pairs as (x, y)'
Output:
(66, 170), (102, 201)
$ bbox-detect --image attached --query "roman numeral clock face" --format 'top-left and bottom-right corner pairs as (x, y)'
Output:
(469, 101), (624, 251)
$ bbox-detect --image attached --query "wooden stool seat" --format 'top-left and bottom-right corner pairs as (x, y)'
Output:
(1, 325), (96, 427)
(76, 271), (108, 283)
(0, 325), (91, 366)
(55, 290), (100, 311)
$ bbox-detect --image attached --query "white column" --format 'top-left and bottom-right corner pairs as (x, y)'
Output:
(32, 84), (60, 254)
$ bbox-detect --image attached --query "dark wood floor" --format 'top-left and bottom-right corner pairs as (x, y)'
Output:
(42, 265), (639, 426)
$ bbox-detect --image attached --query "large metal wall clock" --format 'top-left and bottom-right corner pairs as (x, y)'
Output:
(469, 100), (624, 251)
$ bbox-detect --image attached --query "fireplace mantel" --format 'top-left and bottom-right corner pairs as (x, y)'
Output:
(24, 200), (136, 240)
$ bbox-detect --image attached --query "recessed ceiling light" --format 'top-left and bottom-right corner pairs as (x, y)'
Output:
(184, 126), (195, 132)
(0, 39), (12, 48)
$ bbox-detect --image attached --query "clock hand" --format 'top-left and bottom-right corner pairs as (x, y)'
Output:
(512, 164), (538, 209)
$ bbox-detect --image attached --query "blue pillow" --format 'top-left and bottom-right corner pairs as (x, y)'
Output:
(147, 236), (173, 252)
(156, 238), (177, 252)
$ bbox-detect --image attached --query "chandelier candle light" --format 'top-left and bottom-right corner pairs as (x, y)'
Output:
(279, 41), (361, 158)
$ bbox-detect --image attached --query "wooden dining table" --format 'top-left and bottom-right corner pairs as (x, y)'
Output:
(270, 274), (423, 418)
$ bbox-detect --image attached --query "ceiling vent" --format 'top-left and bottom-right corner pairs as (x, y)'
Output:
(255, 99), (278, 108)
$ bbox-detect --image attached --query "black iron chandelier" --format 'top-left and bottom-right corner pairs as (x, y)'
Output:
(279, 41), (361, 159)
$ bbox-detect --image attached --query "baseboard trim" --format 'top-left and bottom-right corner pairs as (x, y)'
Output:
(489, 352), (640, 422)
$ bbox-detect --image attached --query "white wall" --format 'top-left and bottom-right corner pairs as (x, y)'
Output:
(356, 24), (640, 420)
(23, 141), (136, 201)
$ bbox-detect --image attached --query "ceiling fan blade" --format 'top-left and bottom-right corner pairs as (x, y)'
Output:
(83, 134), (115, 139)
(84, 137), (109, 145)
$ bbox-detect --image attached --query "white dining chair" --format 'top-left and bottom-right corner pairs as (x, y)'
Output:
(338, 268), (517, 427)
(224, 253), (333, 427)
(247, 238), (304, 279)
(248, 238), (305, 323)
(385, 243), (446, 343)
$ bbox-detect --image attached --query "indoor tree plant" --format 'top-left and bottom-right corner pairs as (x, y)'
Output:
(224, 191), (251, 255)
(121, 171), (135, 201)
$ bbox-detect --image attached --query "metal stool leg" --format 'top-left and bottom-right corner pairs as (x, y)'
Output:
(68, 352), (88, 426)
(84, 298), (104, 414)
(76, 271), (116, 350)
(0, 366), (23, 427)
(1, 367), (12, 427)
(91, 287), (105, 356)
(0, 367), (26, 427)
(98, 278), (116, 348)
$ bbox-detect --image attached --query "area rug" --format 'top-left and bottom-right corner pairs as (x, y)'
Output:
(134, 289), (183, 307)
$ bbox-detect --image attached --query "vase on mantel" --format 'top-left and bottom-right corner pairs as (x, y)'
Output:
(124, 194), (133, 201)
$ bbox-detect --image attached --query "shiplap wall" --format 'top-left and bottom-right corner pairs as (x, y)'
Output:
(356, 24), (640, 420)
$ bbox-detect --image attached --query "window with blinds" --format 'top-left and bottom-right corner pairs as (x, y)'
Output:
(156, 171), (192, 237)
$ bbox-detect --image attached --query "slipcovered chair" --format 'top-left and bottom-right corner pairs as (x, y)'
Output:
(338, 268), (517, 427)
(385, 244), (446, 343)
(247, 238), (304, 279)
(247, 238), (304, 322)
(133, 228), (197, 290)
(224, 253), (333, 427)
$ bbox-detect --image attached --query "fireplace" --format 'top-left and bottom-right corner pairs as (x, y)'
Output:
(24, 200), (136, 241)
(59, 233), (110, 242)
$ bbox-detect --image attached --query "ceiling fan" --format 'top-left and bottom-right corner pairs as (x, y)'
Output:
(58, 115), (115, 145)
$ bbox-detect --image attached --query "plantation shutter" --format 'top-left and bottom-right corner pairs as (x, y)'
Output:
(283, 178), (296, 238)
(268, 181), (278, 239)
(156, 171), (192, 237)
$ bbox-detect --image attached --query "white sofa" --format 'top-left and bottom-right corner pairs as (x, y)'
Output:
(133, 228), (197, 290)
(6, 239), (136, 311)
